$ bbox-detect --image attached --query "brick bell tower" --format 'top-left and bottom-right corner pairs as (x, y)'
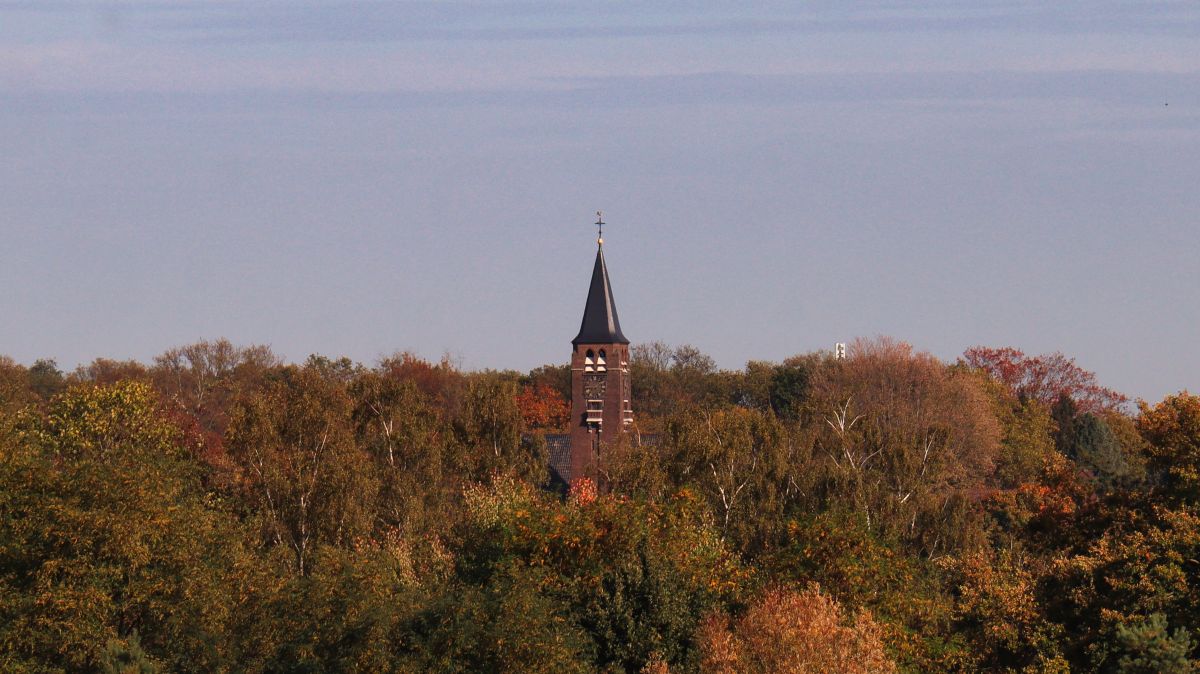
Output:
(568, 214), (633, 486)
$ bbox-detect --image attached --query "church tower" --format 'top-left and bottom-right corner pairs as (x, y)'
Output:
(567, 222), (633, 486)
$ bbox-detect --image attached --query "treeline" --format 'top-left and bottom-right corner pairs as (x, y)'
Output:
(1, 337), (1198, 673)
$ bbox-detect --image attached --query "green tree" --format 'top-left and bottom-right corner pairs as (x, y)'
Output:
(766, 511), (969, 672)
(304, 354), (362, 383)
(0, 382), (261, 672)
(1113, 614), (1194, 674)
(1072, 413), (1132, 487)
(406, 565), (590, 674)
(456, 477), (746, 671)
(350, 371), (451, 538)
(525, 363), (572, 404)
(946, 551), (1066, 672)
(1002, 401), (1058, 487)
(0, 357), (33, 442)
(733, 360), (776, 411)
(70, 358), (150, 385)
(631, 342), (731, 423)
(227, 365), (378, 575)
(454, 372), (544, 484)
(247, 541), (429, 673)
(27, 358), (65, 400)
(152, 339), (282, 477)
(768, 359), (813, 421)
(661, 406), (805, 554)
(101, 631), (160, 674)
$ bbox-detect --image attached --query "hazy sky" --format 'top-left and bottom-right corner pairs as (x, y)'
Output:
(2, 1), (1198, 402)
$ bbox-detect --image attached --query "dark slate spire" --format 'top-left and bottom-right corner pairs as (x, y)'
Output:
(573, 243), (629, 345)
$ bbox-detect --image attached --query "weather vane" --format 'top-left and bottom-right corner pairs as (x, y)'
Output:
(595, 210), (604, 245)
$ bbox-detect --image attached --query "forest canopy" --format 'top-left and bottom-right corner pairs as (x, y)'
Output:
(1, 337), (1197, 673)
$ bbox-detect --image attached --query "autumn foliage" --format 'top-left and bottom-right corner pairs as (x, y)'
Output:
(697, 585), (896, 674)
(515, 382), (571, 431)
(964, 345), (1128, 413)
(0, 339), (1197, 672)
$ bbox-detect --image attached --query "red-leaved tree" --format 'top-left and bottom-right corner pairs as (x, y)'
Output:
(963, 346), (1127, 414)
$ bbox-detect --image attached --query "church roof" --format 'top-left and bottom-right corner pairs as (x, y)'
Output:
(573, 244), (629, 345)
(545, 433), (571, 489)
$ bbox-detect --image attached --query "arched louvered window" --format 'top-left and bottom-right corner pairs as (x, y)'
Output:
(596, 349), (607, 372)
(584, 349), (595, 372)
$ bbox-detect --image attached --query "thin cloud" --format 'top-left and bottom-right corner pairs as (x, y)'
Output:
(6, 68), (1196, 116)
(5, 2), (1199, 45)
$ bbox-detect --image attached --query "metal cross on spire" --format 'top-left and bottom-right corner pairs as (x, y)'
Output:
(595, 211), (604, 245)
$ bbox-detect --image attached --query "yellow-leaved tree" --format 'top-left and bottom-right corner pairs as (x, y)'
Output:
(0, 381), (263, 672)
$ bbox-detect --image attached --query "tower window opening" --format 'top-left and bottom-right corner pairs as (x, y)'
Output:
(584, 349), (595, 372)
(586, 399), (604, 424)
(597, 349), (607, 372)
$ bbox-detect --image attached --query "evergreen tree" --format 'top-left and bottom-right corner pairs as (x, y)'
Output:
(1052, 393), (1080, 456)
(101, 632), (159, 674)
(1053, 394), (1131, 486)
(1072, 413), (1132, 487)
(1114, 614), (1193, 674)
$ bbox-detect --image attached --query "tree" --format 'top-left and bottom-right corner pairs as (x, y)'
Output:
(514, 382), (570, 432)
(303, 354), (362, 383)
(733, 360), (775, 411)
(1048, 390), (1144, 489)
(1138, 392), (1200, 502)
(809, 337), (999, 554)
(764, 511), (967, 672)
(1047, 505), (1200, 669)
(670, 345), (731, 412)
(456, 477), (746, 671)
(1113, 614), (1194, 674)
(70, 358), (150, 385)
(101, 631), (160, 674)
(27, 358), (65, 400)
(631, 342), (730, 422)
(525, 363), (571, 404)
(661, 406), (803, 553)
(0, 382), (261, 672)
(982, 377), (1058, 489)
(246, 541), (431, 673)
(378, 351), (465, 411)
(768, 359), (812, 421)
(226, 365), (378, 575)
(454, 372), (543, 484)
(1102, 411), (1151, 487)
(0, 357), (34, 430)
(1071, 413), (1133, 487)
(946, 551), (1066, 671)
(697, 584), (896, 674)
(350, 370), (450, 537)
(148, 339), (282, 496)
(404, 565), (590, 674)
(963, 346), (1127, 414)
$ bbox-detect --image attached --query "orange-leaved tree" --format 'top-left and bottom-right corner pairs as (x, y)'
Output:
(1138, 391), (1200, 502)
(697, 584), (896, 674)
(515, 381), (570, 432)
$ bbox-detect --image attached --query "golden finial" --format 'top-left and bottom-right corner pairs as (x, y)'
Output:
(595, 211), (604, 245)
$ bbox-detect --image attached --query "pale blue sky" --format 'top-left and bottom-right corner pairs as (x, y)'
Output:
(1, 1), (1198, 402)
